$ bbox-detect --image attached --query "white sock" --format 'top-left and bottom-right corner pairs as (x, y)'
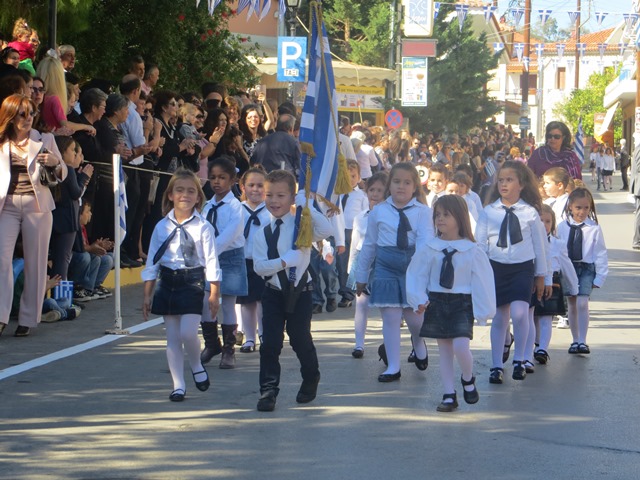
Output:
(523, 307), (537, 362)
(241, 302), (259, 344)
(537, 315), (553, 351)
(490, 305), (511, 368)
(403, 308), (427, 360)
(354, 293), (369, 349)
(165, 315), (186, 391)
(510, 301), (530, 362)
(437, 339), (455, 394)
(577, 296), (590, 344)
(380, 307), (402, 374)
(453, 337), (474, 390)
(567, 296), (579, 342)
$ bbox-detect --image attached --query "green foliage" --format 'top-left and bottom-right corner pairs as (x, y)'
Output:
(348, 2), (392, 67)
(530, 18), (572, 43)
(553, 67), (622, 141)
(404, 5), (501, 133)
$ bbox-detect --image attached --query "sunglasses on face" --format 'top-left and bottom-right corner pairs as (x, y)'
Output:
(32, 87), (45, 93)
(546, 134), (562, 140)
(18, 111), (36, 119)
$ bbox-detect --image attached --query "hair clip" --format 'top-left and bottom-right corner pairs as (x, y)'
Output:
(46, 48), (58, 59)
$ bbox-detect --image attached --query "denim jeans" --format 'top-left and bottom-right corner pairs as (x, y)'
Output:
(43, 297), (69, 320)
(68, 252), (114, 290)
(310, 240), (338, 306)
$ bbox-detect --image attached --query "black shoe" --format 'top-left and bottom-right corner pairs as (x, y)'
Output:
(192, 368), (210, 391)
(407, 349), (416, 363)
(14, 325), (30, 337)
(240, 341), (256, 353)
(534, 349), (549, 365)
(120, 252), (142, 268)
(326, 298), (337, 313)
(568, 342), (580, 354)
(524, 360), (535, 374)
(169, 389), (186, 402)
(377, 344), (388, 366)
(296, 374), (320, 403)
(436, 392), (459, 412)
(489, 367), (503, 384)
(312, 304), (323, 314)
(414, 353), (428, 371)
(502, 332), (514, 363)
(512, 361), (526, 380)
(378, 371), (401, 382)
(577, 343), (590, 354)
(461, 376), (479, 404)
(351, 347), (364, 359)
(338, 298), (353, 308)
(257, 391), (277, 412)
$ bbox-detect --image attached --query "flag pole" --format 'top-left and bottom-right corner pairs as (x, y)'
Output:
(106, 153), (128, 335)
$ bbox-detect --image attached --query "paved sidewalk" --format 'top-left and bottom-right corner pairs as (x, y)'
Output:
(1, 175), (639, 479)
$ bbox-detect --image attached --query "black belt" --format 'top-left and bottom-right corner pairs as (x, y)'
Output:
(266, 282), (312, 292)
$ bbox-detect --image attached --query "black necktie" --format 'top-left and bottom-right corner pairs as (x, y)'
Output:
(497, 206), (523, 248)
(341, 193), (349, 212)
(392, 205), (413, 249)
(243, 204), (265, 239)
(153, 216), (199, 267)
(266, 219), (283, 260)
(439, 248), (457, 289)
(206, 201), (225, 237)
(567, 223), (585, 261)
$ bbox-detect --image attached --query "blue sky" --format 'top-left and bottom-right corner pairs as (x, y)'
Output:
(496, 0), (634, 31)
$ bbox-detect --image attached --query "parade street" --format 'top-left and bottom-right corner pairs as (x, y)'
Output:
(1, 177), (639, 479)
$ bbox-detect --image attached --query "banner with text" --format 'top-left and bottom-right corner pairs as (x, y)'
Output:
(401, 57), (428, 107)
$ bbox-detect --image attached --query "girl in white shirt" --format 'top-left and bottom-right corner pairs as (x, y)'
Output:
(347, 172), (387, 358)
(355, 163), (434, 382)
(557, 188), (608, 354)
(542, 167), (571, 223)
(201, 155), (247, 369)
(476, 161), (547, 384)
(601, 147), (615, 191)
(142, 169), (221, 402)
(235, 167), (270, 353)
(407, 195), (495, 412)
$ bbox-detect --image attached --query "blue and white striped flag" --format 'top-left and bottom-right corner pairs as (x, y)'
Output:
(298, 5), (340, 201)
(118, 159), (127, 245)
(575, 117), (585, 164)
(237, 0), (251, 14)
(258, 0), (272, 21)
(54, 280), (74, 304)
(279, 0), (286, 19)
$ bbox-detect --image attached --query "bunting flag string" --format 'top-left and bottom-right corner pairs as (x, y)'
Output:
(577, 43), (587, 57)
(456, 4), (469, 32)
(483, 5), (497, 24)
(567, 11), (579, 25)
(566, 58), (575, 69)
(581, 58), (590, 66)
(434, 2), (440, 20)
(597, 43), (608, 60)
(279, 0), (286, 19)
(539, 9), (551, 26)
(535, 43), (545, 60)
(619, 42), (626, 55)
(259, 0), (272, 21)
(556, 43), (566, 60)
(623, 13), (639, 30)
(514, 42), (524, 62)
(595, 12), (608, 25)
(523, 56), (529, 71)
(247, 0), (259, 19)
(612, 59), (619, 72)
(237, 0), (251, 14)
(598, 60), (605, 74)
(511, 8), (524, 27)
(493, 42), (505, 53)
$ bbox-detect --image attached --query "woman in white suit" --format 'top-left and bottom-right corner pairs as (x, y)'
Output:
(0, 94), (67, 337)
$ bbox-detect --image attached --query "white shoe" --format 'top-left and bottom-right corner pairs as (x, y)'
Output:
(556, 316), (569, 329)
(41, 310), (62, 323)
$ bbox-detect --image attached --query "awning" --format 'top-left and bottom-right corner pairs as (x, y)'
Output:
(597, 101), (619, 137)
(249, 56), (395, 88)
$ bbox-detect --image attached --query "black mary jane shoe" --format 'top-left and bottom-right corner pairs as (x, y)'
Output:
(502, 332), (514, 363)
(414, 353), (428, 371)
(169, 389), (186, 402)
(512, 361), (527, 380)
(377, 344), (388, 366)
(577, 343), (591, 354)
(377, 371), (401, 383)
(524, 360), (535, 374)
(14, 325), (30, 337)
(461, 376), (479, 404)
(436, 392), (459, 412)
(192, 368), (210, 392)
(534, 349), (549, 365)
(489, 367), (503, 384)
(351, 347), (364, 359)
(568, 342), (580, 354)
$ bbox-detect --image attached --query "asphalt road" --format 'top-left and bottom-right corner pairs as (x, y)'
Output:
(1, 175), (639, 479)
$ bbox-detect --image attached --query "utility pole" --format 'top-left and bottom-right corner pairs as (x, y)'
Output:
(48, 0), (57, 49)
(520, 0), (531, 139)
(574, 0), (581, 88)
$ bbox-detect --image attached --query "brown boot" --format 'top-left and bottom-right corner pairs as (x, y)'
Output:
(219, 324), (237, 369)
(200, 321), (222, 364)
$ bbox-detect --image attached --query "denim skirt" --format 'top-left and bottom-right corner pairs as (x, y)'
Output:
(369, 246), (415, 308)
(567, 261), (595, 297)
(219, 247), (248, 297)
(490, 260), (535, 307)
(151, 266), (205, 316)
(420, 292), (474, 339)
(236, 259), (265, 304)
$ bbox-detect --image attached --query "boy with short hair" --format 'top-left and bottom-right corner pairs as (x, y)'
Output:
(253, 170), (332, 412)
(426, 163), (449, 208)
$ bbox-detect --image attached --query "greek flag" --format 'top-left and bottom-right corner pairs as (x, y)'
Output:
(279, 0), (286, 19)
(298, 4), (340, 200)
(259, 0), (272, 21)
(575, 117), (585, 164)
(54, 280), (74, 304)
(118, 159), (128, 245)
(237, 0), (251, 14)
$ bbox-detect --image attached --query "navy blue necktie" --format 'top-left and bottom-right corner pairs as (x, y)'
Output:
(392, 205), (413, 250)
(243, 204), (265, 239)
(152, 216), (199, 267)
(567, 223), (585, 261)
(439, 248), (457, 289)
(266, 219), (283, 260)
(341, 193), (349, 212)
(497, 206), (523, 248)
(206, 201), (225, 237)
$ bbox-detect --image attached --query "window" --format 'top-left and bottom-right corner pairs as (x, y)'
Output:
(556, 67), (566, 90)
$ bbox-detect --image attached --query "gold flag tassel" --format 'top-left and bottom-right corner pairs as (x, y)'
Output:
(296, 158), (314, 249)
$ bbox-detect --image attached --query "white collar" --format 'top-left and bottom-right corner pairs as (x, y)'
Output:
(428, 236), (475, 252)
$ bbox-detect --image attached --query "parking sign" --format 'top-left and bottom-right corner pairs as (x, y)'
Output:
(278, 36), (307, 83)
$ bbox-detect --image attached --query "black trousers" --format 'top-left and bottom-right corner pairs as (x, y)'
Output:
(123, 165), (152, 258)
(259, 288), (319, 395)
(337, 228), (354, 301)
(621, 165), (629, 190)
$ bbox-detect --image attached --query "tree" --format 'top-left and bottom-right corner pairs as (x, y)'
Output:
(553, 67), (622, 141)
(402, 5), (501, 133)
(531, 18), (572, 43)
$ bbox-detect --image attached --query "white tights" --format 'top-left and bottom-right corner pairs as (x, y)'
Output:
(535, 315), (553, 352)
(490, 301), (529, 368)
(380, 307), (427, 375)
(567, 295), (590, 344)
(237, 302), (263, 344)
(354, 293), (370, 350)
(523, 307), (536, 362)
(164, 314), (205, 392)
(437, 338), (474, 395)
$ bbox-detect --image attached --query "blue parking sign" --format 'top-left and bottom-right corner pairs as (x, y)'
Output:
(277, 36), (307, 82)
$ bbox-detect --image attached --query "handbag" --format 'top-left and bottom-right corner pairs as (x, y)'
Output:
(37, 146), (60, 187)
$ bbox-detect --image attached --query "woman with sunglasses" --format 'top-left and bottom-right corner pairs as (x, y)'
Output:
(527, 121), (582, 180)
(0, 94), (67, 337)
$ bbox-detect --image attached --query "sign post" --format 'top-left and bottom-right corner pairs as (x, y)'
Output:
(277, 36), (307, 83)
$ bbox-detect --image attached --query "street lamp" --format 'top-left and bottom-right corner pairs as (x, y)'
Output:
(286, 0), (301, 101)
